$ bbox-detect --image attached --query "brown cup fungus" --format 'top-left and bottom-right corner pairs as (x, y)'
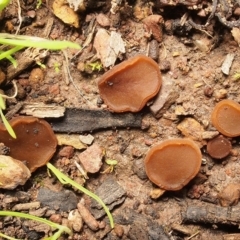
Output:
(0, 116), (57, 172)
(207, 135), (232, 159)
(98, 55), (162, 112)
(144, 139), (202, 191)
(211, 99), (240, 137)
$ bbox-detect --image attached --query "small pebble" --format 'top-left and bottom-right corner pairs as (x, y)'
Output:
(204, 86), (213, 97)
(114, 224), (124, 238)
(214, 89), (228, 100)
(78, 144), (104, 173)
(49, 214), (62, 224)
(79, 134), (94, 145)
(58, 146), (74, 158)
(68, 210), (83, 232)
(218, 183), (240, 207)
(0, 155), (31, 189)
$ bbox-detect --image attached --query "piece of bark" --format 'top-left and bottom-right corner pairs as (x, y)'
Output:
(114, 208), (170, 240)
(182, 203), (240, 226)
(223, 234), (240, 240)
(37, 188), (78, 212)
(49, 108), (142, 133)
(20, 103), (65, 118)
(90, 176), (126, 219)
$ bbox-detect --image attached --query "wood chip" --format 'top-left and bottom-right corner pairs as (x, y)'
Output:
(20, 103), (65, 118)
(221, 53), (235, 75)
(90, 176), (126, 219)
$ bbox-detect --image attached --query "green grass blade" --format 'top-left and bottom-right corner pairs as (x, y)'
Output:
(0, 96), (5, 109)
(0, 35), (80, 50)
(0, 108), (16, 139)
(0, 211), (72, 238)
(47, 163), (114, 228)
(0, 46), (24, 61)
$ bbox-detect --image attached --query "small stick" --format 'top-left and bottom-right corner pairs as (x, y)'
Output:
(15, 0), (22, 35)
(183, 203), (240, 226)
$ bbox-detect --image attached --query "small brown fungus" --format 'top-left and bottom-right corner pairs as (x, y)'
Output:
(207, 135), (232, 159)
(0, 116), (57, 172)
(211, 99), (240, 137)
(98, 55), (162, 112)
(144, 139), (202, 191)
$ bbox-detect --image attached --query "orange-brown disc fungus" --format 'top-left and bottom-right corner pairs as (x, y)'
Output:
(98, 55), (162, 112)
(207, 135), (232, 159)
(0, 116), (57, 172)
(211, 99), (240, 137)
(144, 139), (202, 191)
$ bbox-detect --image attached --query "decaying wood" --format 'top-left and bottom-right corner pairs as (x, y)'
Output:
(49, 108), (142, 133)
(20, 103), (65, 118)
(114, 208), (170, 240)
(90, 176), (126, 219)
(182, 203), (240, 226)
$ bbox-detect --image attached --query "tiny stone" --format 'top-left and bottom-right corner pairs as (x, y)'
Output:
(114, 224), (124, 237)
(79, 134), (94, 145)
(29, 68), (44, 84)
(49, 214), (62, 224)
(58, 146), (74, 158)
(234, 7), (240, 16)
(150, 188), (165, 199)
(96, 13), (110, 27)
(202, 131), (219, 140)
(27, 10), (36, 18)
(68, 210), (83, 232)
(0, 155), (31, 189)
(78, 144), (104, 173)
(218, 183), (240, 207)
(204, 86), (213, 97)
(160, 60), (171, 72)
(214, 89), (228, 100)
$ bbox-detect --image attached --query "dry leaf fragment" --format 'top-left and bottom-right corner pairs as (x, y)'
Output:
(143, 15), (164, 42)
(53, 0), (80, 28)
(93, 29), (125, 67)
(231, 27), (240, 46)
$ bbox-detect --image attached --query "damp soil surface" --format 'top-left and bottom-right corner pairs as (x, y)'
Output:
(1, 0), (240, 239)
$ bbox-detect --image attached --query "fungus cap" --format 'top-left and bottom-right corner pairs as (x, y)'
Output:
(207, 135), (232, 159)
(0, 116), (57, 172)
(144, 138), (202, 191)
(211, 99), (240, 137)
(98, 55), (162, 112)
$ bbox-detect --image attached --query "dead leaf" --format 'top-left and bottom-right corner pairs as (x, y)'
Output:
(53, 0), (80, 28)
(93, 29), (125, 67)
